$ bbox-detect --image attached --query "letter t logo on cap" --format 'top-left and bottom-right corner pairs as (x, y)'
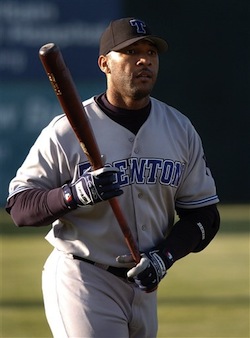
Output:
(129, 19), (146, 34)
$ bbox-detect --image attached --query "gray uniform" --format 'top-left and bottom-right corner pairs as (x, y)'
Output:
(8, 96), (219, 337)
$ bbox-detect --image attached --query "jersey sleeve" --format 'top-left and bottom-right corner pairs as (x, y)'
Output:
(175, 126), (219, 209)
(7, 115), (72, 200)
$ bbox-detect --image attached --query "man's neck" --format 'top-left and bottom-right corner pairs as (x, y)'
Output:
(95, 93), (151, 135)
(106, 90), (150, 110)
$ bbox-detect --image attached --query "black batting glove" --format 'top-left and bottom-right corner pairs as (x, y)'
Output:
(62, 166), (123, 209)
(117, 245), (174, 293)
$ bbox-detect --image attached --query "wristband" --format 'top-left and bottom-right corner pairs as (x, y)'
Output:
(62, 184), (77, 210)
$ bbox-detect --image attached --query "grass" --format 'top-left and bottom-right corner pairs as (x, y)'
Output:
(0, 204), (249, 338)
(157, 233), (249, 337)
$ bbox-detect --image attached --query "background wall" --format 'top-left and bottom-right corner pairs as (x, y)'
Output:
(0, 0), (249, 206)
(124, 0), (249, 203)
(0, 0), (121, 206)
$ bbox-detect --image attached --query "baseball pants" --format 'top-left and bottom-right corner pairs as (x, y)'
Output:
(42, 249), (158, 338)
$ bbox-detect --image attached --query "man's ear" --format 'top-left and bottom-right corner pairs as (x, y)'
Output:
(98, 55), (111, 74)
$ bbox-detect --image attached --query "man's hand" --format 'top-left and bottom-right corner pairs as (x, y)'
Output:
(63, 166), (123, 208)
(117, 247), (174, 293)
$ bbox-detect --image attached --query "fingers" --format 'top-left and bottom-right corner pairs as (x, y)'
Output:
(117, 254), (159, 292)
(116, 254), (136, 269)
(91, 165), (119, 177)
(90, 165), (123, 200)
(97, 177), (123, 199)
(96, 173), (117, 187)
(127, 254), (150, 279)
(101, 188), (123, 200)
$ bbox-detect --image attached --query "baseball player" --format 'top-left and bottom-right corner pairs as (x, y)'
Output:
(6, 17), (220, 338)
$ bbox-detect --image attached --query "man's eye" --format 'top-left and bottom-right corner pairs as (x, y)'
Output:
(149, 50), (157, 56)
(126, 49), (135, 55)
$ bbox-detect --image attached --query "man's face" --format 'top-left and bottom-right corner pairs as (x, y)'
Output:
(105, 40), (159, 101)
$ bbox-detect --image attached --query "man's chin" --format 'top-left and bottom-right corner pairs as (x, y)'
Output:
(131, 88), (152, 101)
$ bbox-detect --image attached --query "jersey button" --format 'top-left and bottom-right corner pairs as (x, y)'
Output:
(134, 148), (139, 154)
(129, 137), (134, 142)
(138, 193), (143, 199)
(141, 224), (146, 231)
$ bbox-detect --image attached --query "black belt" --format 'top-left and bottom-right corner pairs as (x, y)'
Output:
(73, 255), (129, 279)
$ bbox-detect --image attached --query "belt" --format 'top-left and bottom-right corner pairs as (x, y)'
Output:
(72, 255), (129, 279)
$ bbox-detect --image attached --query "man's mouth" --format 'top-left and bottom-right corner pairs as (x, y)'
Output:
(136, 69), (153, 79)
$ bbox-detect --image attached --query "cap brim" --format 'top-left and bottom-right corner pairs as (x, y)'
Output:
(111, 35), (168, 53)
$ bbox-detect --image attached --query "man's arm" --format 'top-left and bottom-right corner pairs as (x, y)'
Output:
(118, 204), (220, 292)
(6, 165), (123, 227)
(6, 188), (69, 227)
(165, 204), (220, 259)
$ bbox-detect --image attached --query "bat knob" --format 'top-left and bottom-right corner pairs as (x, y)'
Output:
(39, 43), (58, 56)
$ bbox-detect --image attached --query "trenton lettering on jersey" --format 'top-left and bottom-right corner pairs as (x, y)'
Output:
(79, 158), (185, 188)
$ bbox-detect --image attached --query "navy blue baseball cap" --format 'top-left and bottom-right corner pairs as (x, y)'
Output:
(99, 17), (168, 55)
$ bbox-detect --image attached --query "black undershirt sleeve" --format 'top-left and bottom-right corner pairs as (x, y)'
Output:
(6, 188), (69, 227)
(162, 204), (220, 262)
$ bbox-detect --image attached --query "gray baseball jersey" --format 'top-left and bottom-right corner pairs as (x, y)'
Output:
(8, 96), (219, 266)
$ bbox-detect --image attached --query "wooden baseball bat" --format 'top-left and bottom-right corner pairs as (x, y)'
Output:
(39, 43), (140, 263)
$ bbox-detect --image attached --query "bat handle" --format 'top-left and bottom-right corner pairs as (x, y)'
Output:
(109, 198), (141, 264)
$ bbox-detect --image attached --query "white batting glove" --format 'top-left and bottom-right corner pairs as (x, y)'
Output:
(117, 248), (174, 293)
(63, 166), (123, 209)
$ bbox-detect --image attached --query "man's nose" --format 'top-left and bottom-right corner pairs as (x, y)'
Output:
(136, 56), (152, 66)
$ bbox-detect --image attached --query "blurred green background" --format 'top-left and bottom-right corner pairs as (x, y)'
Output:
(1, 205), (249, 337)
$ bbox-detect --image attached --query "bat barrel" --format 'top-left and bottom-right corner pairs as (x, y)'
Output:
(39, 43), (103, 169)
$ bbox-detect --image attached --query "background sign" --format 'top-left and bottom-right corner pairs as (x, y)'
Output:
(0, 0), (122, 206)
(0, 0), (120, 80)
